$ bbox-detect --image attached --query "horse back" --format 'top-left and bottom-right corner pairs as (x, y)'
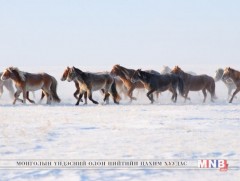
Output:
(186, 74), (214, 90)
(84, 73), (113, 91)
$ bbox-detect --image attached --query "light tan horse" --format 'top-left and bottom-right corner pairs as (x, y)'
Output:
(222, 67), (240, 103)
(1, 67), (60, 104)
(171, 66), (216, 103)
(0, 72), (15, 98)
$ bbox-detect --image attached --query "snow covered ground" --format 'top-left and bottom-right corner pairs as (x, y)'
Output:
(0, 65), (239, 181)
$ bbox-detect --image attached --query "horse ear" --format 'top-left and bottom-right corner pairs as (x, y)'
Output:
(137, 70), (142, 77)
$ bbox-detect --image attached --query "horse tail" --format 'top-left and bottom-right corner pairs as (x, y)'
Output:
(177, 76), (185, 97)
(50, 76), (61, 103)
(110, 79), (121, 104)
(211, 79), (217, 99)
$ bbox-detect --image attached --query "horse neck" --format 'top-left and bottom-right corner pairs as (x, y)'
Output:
(233, 70), (240, 80)
(139, 71), (150, 82)
(118, 66), (134, 80)
(75, 71), (86, 83)
(114, 68), (128, 82)
(180, 71), (190, 80)
(10, 71), (24, 84)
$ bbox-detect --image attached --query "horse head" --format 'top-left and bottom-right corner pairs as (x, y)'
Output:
(1, 68), (12, 81)
(61, 66), (70, 81)
(214, 68), (224, 82)
(67, 66), (77, 82)
(131, 69), (142, 83)
(171, 66), (182, 74)
(222, 67), (234, 80)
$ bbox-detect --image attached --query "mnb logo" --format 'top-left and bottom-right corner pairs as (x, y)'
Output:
(198, 160), (228, 172)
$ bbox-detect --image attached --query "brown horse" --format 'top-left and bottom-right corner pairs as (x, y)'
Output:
(222, 67), (240, 103)
(110, 64), (160, 102)
(1, 67), (60, 104)
(171, 66), (216, 103)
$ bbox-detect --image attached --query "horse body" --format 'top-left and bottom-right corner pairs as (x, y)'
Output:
(222, 67), (240, 103)
(66, 67), (120, 105)
(1, 67), (60, 104)
(131, 69), (184, 103)
(171, 66), (216, 103)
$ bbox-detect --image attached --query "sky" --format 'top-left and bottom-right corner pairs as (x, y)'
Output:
(0, 0), (240, 68)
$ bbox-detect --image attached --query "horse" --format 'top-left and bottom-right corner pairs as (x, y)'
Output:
(66, 66), (120, 105)
(131, 69), (184, 103)
(222, 67), (240, 103)
(61, 66), (87, 104)
(214, 68), (236, 98)
(1, 72), (43, 103)
(171, 66), (216, 103)
(110, 64), (160, 102)
(0, 72), (15, 98)
(1, 67), (61, 104)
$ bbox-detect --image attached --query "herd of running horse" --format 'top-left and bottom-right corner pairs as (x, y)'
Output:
(0, 65), (239, 105)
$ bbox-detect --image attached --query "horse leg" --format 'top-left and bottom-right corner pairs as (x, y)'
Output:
(26, 91), (35, 104)
(83, 92), (88, 105)
(184, 91), (190, 103)
(87, 90), (98, 104)
(169, 88), (177, 103)
(40, 91), (45, 102)
(228, 87), (232, 99)
(43, 91), (51, 104)
(13, 90), (23, 104)
(202, 89), (207, 103)
(229, 88), (240, 103)
(0, 85), (3, 98)
(128, 86), (137, 102)
(22, 89), (28, 104)
(103, 92), (110, 104)
(73, 89), (80, 100)
(76, 93), (84, 105)
(146, 89), (155, 104)
(173, 89), (177, 103)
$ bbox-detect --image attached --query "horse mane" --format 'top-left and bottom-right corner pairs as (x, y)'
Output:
(8, 67), (26, 81)
(74, 67), (87, 79)
(138, 69), (152, 79)
(230, 67), (240, 79)
(114, 65), (134, 79)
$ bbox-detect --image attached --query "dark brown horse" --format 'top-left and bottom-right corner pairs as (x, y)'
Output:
(110, 65), (160, 102)
(1, 67), (60, 104)
(131, 69), (184, 103)
(222, 67), (240, 103)
(171, 66), (216, 103)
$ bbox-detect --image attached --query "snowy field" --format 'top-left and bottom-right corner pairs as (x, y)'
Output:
(0, 65), (240, 181)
